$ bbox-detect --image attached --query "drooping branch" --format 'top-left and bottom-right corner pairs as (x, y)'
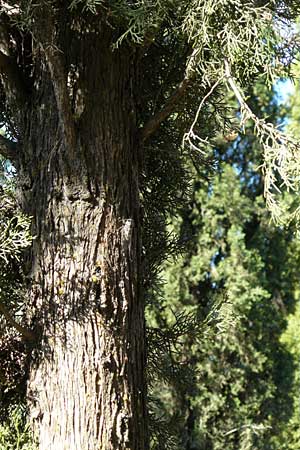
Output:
(140, 77), (191, 143)
(223, 58), (300, 222)
(0, 301), (36, 341)
(0, 133), (17, 160)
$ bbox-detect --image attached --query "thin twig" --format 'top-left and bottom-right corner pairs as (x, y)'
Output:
(0, 302), (36, 341)
(183, 76), (224, 151)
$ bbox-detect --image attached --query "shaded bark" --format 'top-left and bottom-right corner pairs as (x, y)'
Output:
(0, 134), (17, 160)
(0, 14), (29, 128)
(20, 26), (147, 450)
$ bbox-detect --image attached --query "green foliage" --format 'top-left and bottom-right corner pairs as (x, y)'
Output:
(67, 0), (299, 79)
(182, 0), (287, 83)
(0, 183), (33, 447)
(275, 300), (300, 450)
(0, 190), (31, 263)
(0, 405), (36, 450)
(149, 79), (300, 449)
(0, 186), (31, 329)
(269, 61), (300, 449)
(3, 2), (300, 223)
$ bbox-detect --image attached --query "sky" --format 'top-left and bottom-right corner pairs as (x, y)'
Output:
(275, 78), (294, 104)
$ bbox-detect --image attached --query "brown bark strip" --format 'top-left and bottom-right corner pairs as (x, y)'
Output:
(43, 43), (76, 151)
(140, 77), (191, 142)
(0, 301), (36, 341)
(33, 6), (76, 151)
(38, 6), (76, 151)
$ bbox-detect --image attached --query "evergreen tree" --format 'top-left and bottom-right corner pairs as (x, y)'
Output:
(0, 175), (34, 448)
(151, 82), (300, 449)
(270, 60), (300, 450)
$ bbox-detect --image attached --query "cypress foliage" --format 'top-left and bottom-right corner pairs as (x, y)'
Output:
(150, 82), (300, 449)
(0, 176), (33, 448)
(270, 61), (300, 450)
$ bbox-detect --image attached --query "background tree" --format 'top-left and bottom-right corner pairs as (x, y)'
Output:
(270, 61), (300, 450)
(149, 81), (300, 449)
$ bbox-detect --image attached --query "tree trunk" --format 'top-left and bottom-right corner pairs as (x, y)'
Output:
(21, 28), (147, 450)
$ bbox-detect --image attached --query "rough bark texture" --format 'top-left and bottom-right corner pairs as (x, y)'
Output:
(19, 24), (147, 450)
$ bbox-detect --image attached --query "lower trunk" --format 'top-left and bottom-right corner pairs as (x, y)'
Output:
(22, 36), (147, 449)
(29, 204), (145, 449)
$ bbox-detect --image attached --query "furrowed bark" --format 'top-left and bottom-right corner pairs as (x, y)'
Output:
(43, 43), (76, 151)
(21, 28), (147, 450)
(36, 7), (76, 151)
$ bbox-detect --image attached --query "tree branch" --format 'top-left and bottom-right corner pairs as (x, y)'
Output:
(0, 301), (36, 341)
(140, 77), (191, 143)
(0, 134), (17, 160)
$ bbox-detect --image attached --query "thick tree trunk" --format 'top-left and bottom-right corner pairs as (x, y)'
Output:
(21, 30), (147, 450)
